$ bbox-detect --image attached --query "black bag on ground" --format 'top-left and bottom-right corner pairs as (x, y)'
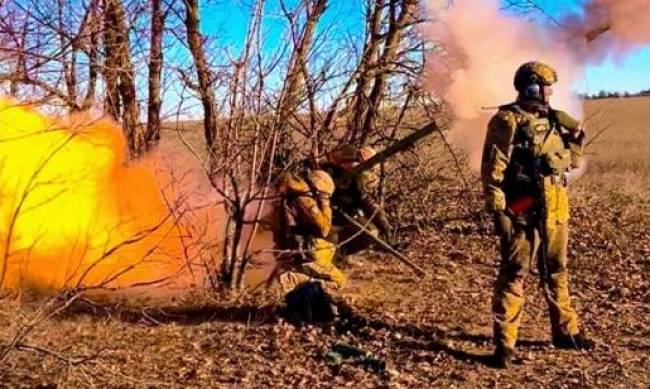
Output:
(283, 281), (336, 324)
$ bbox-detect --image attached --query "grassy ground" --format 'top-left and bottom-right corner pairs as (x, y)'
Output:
(1, 98), (649, 388)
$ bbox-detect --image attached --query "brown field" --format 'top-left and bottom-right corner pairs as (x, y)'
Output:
(1, 98), (649, 387)
(583, 97), (650, 188)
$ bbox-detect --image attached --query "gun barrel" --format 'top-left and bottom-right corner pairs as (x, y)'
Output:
(342, 120), (442, 181)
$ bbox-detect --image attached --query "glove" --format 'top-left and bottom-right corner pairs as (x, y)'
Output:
(493, 210), (513, 240)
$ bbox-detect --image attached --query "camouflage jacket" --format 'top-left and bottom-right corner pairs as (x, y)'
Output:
(279, 173), (332, 242)
(322, 164), (391, 233)
(481, 103), (585, 214)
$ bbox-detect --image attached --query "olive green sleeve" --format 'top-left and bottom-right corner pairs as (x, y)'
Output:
(355, 171), (391, 234)
(480, 110), (518, 212)
(554, 109), (585, 169)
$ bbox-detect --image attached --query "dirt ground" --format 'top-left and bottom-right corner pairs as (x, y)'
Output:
(1, 98), (649, 388)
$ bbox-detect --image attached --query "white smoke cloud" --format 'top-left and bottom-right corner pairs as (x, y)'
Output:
(423, 0), (650, 171)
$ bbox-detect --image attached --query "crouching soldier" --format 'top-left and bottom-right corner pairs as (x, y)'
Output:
(271, 169), (346, 322)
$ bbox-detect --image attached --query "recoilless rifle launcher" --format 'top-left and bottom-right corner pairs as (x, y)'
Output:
(340, 120), (443, 182)
(334, 119), (445, 277)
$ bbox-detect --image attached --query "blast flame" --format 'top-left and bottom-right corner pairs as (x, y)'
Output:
(0, 97), (187, 294)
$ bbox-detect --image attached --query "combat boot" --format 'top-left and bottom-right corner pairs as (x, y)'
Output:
(491, 345), (514, 369)
(552, 332), (595, 350)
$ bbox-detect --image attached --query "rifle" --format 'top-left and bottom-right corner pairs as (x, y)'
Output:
(534, 165), (550, 288)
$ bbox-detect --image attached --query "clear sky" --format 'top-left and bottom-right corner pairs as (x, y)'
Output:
(195, 0), (650, 94)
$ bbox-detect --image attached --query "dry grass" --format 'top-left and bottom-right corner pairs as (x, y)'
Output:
(581, 97), (650, 191)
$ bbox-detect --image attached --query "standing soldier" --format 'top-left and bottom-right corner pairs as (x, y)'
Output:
(322, 145), (396, 256)
(481, 61), (594, 368)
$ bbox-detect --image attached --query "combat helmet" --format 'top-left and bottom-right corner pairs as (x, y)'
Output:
(513, 61), (558, 92)
(327, 145), (376, 166)
(327, 145), (358, 166)
(358, 146), (376, 162)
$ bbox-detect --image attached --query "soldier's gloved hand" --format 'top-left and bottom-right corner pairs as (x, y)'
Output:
(493, 210), (513, 240)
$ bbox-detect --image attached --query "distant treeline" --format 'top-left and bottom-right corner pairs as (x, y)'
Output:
(582, 89), (650, 100)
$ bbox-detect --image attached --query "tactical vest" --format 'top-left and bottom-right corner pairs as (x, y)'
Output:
(502, 104), (572, 203)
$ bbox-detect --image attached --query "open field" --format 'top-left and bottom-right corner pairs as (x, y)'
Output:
(1, 97), (649, 387)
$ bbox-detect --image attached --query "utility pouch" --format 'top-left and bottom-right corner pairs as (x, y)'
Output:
(545, 148), (571, 174)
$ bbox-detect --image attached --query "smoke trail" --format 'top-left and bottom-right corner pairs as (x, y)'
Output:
(424, 0), (650, 170)
(569, 0), (650, 59)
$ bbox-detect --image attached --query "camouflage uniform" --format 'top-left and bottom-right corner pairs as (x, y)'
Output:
(481, 62), (588, 354)
(274, 170), (346, 293)
(323, 146), (393, 255)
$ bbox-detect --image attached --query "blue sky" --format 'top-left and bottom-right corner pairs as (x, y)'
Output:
(192, 0), (650, 94)
(198, 1), (365, 65)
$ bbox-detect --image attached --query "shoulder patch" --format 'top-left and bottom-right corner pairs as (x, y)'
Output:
(493, 109), (518, 128)
(499, 106), (534, 127)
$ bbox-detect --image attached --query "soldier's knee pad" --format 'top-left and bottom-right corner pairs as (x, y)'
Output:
(301, 261), (346, 288)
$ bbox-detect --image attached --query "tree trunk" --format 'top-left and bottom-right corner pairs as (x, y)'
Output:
(145, 0), (164, 149)
(58, 0), (78, 111)
(278, 0), (327, 120)
(102, 0), (121, 120)
(360, 0), (416, 143)
(349, 0), (384, 142)
(104, 0), (143, 156)
(183, 0), (218, 159)
(83, 0), (100, 109)
(272, 0), (326, 168)
(9, 15), (28, 97)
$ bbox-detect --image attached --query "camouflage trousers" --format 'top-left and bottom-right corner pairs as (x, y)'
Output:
(492, 221), (581, 350)
(276, 237), (346, 294)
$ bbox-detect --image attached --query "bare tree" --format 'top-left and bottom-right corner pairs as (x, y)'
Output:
(277, 0), (327, 125)
(103, 0), (143, 155)
(182, 0), (219, 163)
(349, 0), (386, 141)
(82, 0), (100, 110)
(359, 0), (418, 142)
(348, 0), (419, 144)
(145, 0), (165, 149)
(7, 11), (28, 97)
(0, 1), (91, 110)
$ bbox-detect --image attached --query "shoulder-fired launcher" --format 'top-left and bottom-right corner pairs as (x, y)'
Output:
(341, 119), (443, 182)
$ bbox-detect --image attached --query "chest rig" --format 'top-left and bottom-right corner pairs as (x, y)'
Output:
(503, 104), (569, 199)
(510, 105), (555, 162)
